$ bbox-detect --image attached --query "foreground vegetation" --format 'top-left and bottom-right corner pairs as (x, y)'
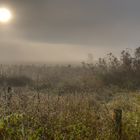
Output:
(0, 88), (139, 140)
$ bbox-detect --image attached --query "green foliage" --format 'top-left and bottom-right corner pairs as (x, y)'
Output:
(0, 113), (45, 140)
(123, 112), (140, 140)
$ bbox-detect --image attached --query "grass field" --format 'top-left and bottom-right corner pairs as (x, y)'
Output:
(0, 88), (139, 140)
(0, 48), (140, 139)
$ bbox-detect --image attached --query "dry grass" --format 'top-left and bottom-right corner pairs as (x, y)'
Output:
(0, 88), (139, 139)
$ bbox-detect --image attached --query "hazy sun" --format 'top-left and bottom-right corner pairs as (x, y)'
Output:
(0, 8), (12, 23)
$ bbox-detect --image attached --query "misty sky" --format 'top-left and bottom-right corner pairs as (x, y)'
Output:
(0, 0), (140, 63)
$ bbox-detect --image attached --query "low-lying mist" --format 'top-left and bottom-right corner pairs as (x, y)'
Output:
(0, 39), (127, 64)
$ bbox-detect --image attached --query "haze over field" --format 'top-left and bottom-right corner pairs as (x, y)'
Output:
(0, 0), (140, 63)
(1, 1), (140, 139)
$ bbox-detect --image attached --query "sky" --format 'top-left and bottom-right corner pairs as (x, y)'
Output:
(0, 0), (140, 63)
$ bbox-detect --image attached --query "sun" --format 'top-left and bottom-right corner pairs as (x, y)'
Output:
(0, 8), (12, 23)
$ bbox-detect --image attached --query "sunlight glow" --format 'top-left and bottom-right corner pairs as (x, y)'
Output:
(0, 8), (12, 23)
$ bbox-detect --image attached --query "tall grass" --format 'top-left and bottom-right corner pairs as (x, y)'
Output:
(0, 88), (139, 139)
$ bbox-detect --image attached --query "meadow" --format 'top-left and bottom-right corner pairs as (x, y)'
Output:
(0, 47), (140, 139)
